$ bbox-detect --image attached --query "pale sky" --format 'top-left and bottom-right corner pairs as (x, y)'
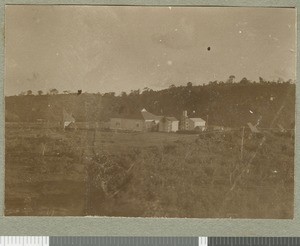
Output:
(5, 5), (296, 96)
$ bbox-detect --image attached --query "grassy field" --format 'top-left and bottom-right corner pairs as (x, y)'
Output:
(5, 123), (294, 218)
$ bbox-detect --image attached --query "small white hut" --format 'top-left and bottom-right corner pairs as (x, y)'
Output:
(63, 109), (76, 130)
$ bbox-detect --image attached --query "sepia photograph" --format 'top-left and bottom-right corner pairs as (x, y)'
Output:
(4, 5), (296, 218)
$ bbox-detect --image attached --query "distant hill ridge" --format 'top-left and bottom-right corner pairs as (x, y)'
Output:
(5, 82), (295, 128)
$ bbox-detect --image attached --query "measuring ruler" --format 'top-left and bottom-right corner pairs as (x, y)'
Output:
(0, 237), (300, 245)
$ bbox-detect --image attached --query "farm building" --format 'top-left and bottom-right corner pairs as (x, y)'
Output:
(109, 109), (180, 132)
(63, 109), (77, 130)
(141, 108), (163, 131)
(110, 109), (169, 132)
(159, 117), (179, 132)
(110, 118), (145, 131)
(180, 110), (206, 131)
(141, 108), (162, 123)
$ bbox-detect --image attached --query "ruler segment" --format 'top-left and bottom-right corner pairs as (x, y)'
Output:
(199, 237), (208, 246)
(0, 236), (49, 246)
(208, 237), (300, 246)
(1, 236), (300, 245)
(49, 236), (200, 246)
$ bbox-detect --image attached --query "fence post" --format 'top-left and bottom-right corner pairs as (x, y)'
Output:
(240, 126), (245, 161)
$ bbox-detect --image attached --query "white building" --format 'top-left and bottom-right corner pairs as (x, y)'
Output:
(110, 108), (163, 132)
(63, 109), (76, 129)
(159, 116), (179, 132)
(180, 110), (206, 131)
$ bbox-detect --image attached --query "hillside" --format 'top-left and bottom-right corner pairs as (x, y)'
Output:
(5, 82), (295, 128)
(5, 81), (295, 218)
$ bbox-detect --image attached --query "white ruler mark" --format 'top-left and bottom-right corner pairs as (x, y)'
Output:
(0, 236), (49, 246)
(199, 237), (208, 246)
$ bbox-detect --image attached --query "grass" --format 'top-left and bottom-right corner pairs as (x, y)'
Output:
(5, 123), (294, 218)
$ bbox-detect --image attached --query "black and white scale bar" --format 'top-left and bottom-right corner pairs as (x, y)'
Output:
(49, 237), (300, 246)
(1, 237), (300, 246)
(50, 237), (204, 246)
(208, 237), (300, 246)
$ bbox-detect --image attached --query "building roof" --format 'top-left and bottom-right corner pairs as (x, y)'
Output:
(166, 116), (178, 121)
(111, 109), (163, 121)
(110, 117), (144, 121)
(189, 118), (206, 123)
(141, 110), (163, 121)
(160, 116), (178, 122)
(65, 121), (76, 128)
(63, 109), (75, 122)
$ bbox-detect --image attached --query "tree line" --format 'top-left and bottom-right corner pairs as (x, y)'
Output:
(6, 78), (295, 129)
(16, 76), (294, 97)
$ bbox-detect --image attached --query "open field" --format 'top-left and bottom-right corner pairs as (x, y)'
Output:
(5, 123), (294, 218)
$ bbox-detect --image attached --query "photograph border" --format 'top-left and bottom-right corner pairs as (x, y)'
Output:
(0, 0), (299, 236)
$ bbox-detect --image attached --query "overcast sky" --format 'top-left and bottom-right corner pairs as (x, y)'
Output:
(5, 5), (296, 96)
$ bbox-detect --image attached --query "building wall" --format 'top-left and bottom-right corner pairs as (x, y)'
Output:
(110, 118), (145, 131)
(171, 121), (179, 132)
(187, 118), (195, 130)
(145, 120), (158, 132)
(159, 120), (179, 132)
(180, 116), (189, 130)
(181, 117), (195, 131)
(159, 120), (171, 132)
(193, 121), (206, 129)
(180, 117), (205, 131)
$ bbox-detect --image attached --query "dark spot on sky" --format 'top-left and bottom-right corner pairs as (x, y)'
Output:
(207, 47), (211, 51)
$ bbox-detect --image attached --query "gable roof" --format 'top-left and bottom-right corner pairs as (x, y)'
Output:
(110, 109), (176, 122)
(110, 116), (144, 121)
(65, 121), (77, 128)
(63, 109), (75, 122)
(110, 114), (144, 120)
(141, 110), (163, 121)
(160, 116), (178, 122)
(247, 122), (260, 133)
(189, 118), (206, 123)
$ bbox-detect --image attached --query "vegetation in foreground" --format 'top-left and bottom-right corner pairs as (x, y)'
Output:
(5, 124), (294, 218)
